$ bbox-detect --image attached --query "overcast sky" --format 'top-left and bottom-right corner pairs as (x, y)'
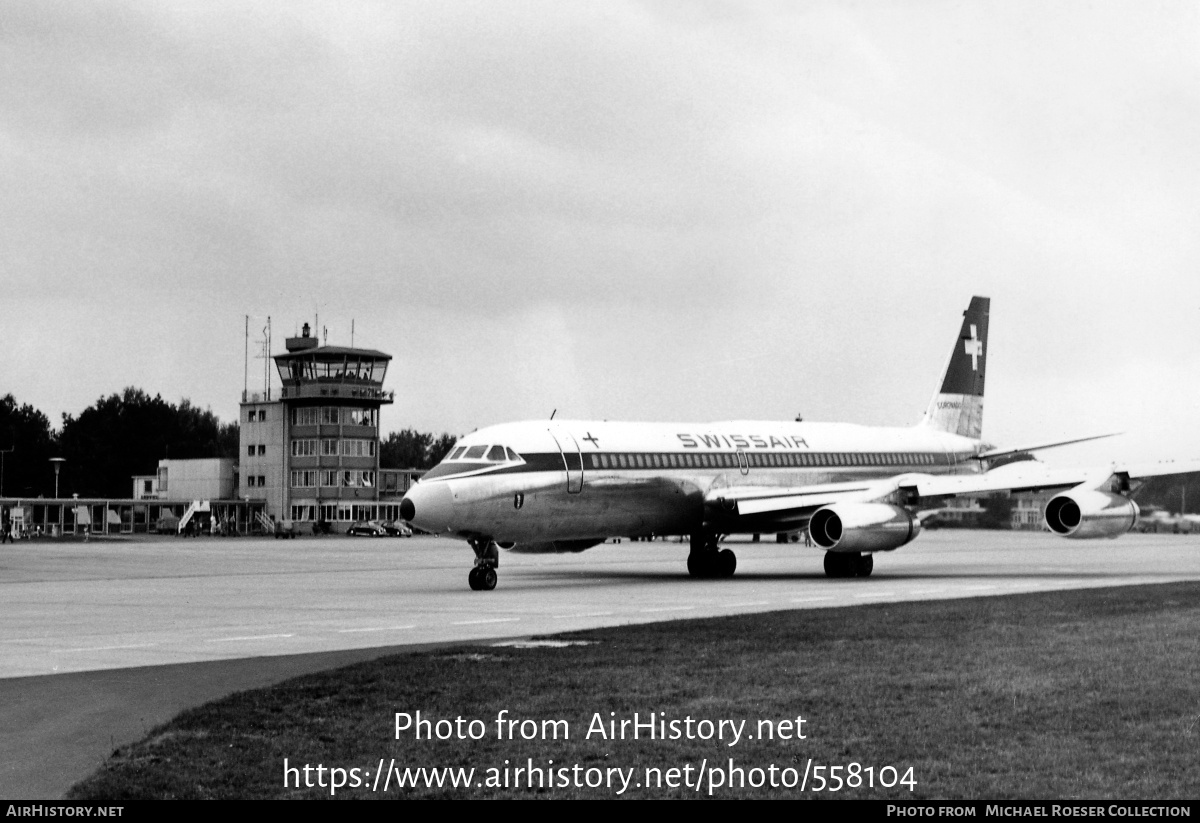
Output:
(2, 1), (1198, 466)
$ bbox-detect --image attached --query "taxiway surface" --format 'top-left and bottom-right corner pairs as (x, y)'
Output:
(2, 530), (1199, 797)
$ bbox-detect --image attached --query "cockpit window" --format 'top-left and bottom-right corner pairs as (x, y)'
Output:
(449, 446), (466, 461)
(486, 445), (506, 461)
(463, 445), (487, 459)
(506, 447), (521, 462)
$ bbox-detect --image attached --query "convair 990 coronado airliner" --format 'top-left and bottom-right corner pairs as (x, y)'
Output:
(400, 297), (1189, 591)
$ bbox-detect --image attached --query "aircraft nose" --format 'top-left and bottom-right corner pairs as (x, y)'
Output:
(401, 482), (454, 534)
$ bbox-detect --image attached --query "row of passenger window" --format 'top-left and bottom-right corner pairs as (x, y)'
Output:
(447, 444), (522, 462)
(589, 451), (948, 470)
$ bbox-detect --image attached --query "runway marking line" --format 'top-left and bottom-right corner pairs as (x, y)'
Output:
(552, 611), (614, 618)
(52, 643), (157, 654)
(337, 625), (417, 633)
(452, 618), (520, 626)
(640, 606), (695, 613)
(853, 591), (897, 598)
(206, 633), (295, 643)
(790, 596), (834, 603)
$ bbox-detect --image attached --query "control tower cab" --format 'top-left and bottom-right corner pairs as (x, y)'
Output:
(274, 324), (394, 407)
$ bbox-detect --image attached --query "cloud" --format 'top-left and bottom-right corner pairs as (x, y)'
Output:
(0, 1), (1197, 461)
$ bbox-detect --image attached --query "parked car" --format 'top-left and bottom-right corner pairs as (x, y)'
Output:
(380, 520), (413, 537)
(346, 520), (387, 537)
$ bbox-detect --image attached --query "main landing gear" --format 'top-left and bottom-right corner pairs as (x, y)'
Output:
(468, 538), (500, 591)
(687, 533), (737, 579)
(823, 551), (873, 578)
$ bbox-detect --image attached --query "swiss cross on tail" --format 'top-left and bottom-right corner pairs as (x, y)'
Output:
(922, 296), (990, 439)
(939, 297), (989, 396)
(964, 324), (982, 370)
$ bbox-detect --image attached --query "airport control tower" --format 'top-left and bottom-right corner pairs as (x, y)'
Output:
(239, 323), (396, 530)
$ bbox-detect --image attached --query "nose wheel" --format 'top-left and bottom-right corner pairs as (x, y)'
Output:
(467, 538), (501, 591)
(468, 566), (497, 591)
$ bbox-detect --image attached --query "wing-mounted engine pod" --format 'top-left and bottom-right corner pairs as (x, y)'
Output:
(1044, 490), (1139, 539)
(808, 503), (921, 553)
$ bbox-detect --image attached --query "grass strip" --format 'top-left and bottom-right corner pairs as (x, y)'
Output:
(67, 582), (1200, 799)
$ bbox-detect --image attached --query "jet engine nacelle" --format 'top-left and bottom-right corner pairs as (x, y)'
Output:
(808, 503), (921, 553)
(1044, 490), (1139, 539)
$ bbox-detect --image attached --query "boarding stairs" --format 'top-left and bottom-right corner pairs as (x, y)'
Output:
(178, 500), (210, 534)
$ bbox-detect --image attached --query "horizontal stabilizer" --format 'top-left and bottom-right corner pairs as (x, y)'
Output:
(978, 432), (1123, 461)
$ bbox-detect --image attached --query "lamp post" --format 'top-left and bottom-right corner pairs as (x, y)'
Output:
(49, 457), (65, 498)
(0, 442), (12, 498)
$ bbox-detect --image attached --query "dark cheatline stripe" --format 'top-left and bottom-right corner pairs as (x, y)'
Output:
(419, 451), (966, 481)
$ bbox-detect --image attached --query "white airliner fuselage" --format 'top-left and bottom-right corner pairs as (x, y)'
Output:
(404, 419), (980, 544)
(401, 296), (1176, 591)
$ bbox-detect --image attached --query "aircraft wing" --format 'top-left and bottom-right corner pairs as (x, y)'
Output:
(703, 459), (1200, 534)
(709, 480), (882, 515)
(902, 458), (1200, 499)
(704, 479), (898, 532)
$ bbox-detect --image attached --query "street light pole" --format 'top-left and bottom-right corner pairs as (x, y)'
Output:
(49, 457), (65, 499)
(0, 443), (12, 497)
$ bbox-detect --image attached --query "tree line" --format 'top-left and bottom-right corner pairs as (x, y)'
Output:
(0, 390), (457, 499)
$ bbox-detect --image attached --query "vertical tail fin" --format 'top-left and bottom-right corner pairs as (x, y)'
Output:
(921, 296), (989, 439)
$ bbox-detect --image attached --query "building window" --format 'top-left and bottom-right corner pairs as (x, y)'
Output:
(339, 470), (376, 488)
(247, 445), (255, 457)
(257, 475), (266, 486)
(343, 407), (370, 426)
(257, 444), (266, 456)
(341, 439), (377, 457)
(291, 407), (320, 426)
(290, 471), (317, 488)
(247, 476), (256, 487)
(291, 439), (318, 457)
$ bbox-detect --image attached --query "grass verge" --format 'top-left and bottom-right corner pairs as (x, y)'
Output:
(67, 582), (1200, 799)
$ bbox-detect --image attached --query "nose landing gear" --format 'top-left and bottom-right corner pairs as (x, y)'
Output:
(467, 538), (501, 591)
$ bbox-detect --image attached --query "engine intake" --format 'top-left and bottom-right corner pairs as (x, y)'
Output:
(1044, 490), (1139, 539)
(808, 503), (920, 553)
